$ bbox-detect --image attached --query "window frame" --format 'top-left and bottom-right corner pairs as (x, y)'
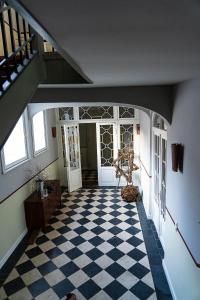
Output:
(32, 110), (48, 156)
(1, 111), (30, 173)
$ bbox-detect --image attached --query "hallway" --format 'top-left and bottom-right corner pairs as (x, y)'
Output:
(0, 188), (171, 300)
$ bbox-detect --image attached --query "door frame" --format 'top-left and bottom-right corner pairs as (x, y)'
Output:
(152, 126), (167, 238)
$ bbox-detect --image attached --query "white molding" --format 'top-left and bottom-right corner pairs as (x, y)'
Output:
(0, 229), (28, 270)
(162, 259), (177, 300)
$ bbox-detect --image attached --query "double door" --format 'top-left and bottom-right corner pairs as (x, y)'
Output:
(96, 122), (134, 186)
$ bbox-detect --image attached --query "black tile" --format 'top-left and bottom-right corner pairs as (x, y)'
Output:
(83, 262), (102, 277)
(48, 217), (59, 224)
(129, 263), (150, 279)
(93, 218), (106, 225)
(89, 236), (104, 246)
(91, 226), (105, 235)
(60, 261), (79, 277)
(109, 226), (122, 235)
(105, 263), (125, 278)
(4, 277), (25, 296)
(65, 248), (83, 259)
(86, 248), (103, 260)
(78, 280), (101, 299)
(130, 281), (154, 299)
(46, 247), (62, 259)
(78, 218), (90, 225)
(107, 236), (123, 247)
(127, 248), (146, 261)
(81, 210), (92, 217)
(126, 236), (143, 247)
(25, 246), (43, 259)
(110, 218), (121, 225)
(74, 226), (88, 235)
(107, 248), (124, 261)
(16, 260), (35, 275)
(70, 236), (85, 246)
(58, 226), (71, 234)
(38, 261), (57, 276)
(104, 280), (127, 298)
(36, 235), (49, 245)
(28, 278), (49, 298)
(52, 235), (67, 246)
(53, 278), (75, 298)
(126, 226), (140, 235)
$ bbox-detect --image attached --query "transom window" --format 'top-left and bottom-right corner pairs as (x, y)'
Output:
(2, 114), (28, 171)
(32, 111), (47, 154)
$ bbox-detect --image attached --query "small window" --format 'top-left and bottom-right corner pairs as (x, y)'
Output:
(32, 111), (47, 154)
(2, 114), (29, 171)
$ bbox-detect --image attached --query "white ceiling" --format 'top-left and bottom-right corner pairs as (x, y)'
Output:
(20, 0), (200, 85)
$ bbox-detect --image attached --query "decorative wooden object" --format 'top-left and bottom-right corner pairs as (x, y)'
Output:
(171, 143), (184, 172)
(24, 180), (61, 241)
(113, 149), (139, 202)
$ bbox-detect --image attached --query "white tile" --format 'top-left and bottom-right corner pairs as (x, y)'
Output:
(78, 241), (94, 253)
(95, 254), (114, 269)
(117, 231), (132, 241)
(117, 213), (129, 221)
(46, 230), (60, 240)
(147, 292), (157, 300)
(73, 254), (93, 268)
(101, 222), (113, 230)
(58, 241), (75, 252)
(35, 288), (60, 300)
(63, 230), (78, 240)
(136, 242), (147, 254)
(31, 253), (50, 267)
(52, 221), (64, 229)
(97, 242), (114, 254)
(71, 213), (83, 221)
(117, 222), (131, 230)
(139, 255), (150, 268)
(21, 268), (42, 286)
(52, 253), (71, 268)
(9, 287), (32, 300)
(118, 290), (139, 300)
(83, 222), (97, 231)
(5, 268), (19, 283)
(39, 240), (55, 252)
(45, 269), (65, 286)
(117, 242), (134, 254)
(16, 254), (29, 266)
(68, 270), (89, 287)
(141, 273), (155, 289)
(102, 214), (113, 221)
(117, 271), (139, 289)
(117, 255), (136, 269)
(92, 270), (114, 288)
(99, 231), (114, 241)
(0, 287), (7, 299)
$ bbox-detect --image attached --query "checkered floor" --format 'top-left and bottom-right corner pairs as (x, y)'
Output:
(0, 188), (157, 300)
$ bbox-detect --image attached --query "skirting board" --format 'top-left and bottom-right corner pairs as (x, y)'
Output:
(0, 228), (28, 269)
(162, 259), (177, 300)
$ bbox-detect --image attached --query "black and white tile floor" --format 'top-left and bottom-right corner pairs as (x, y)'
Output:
(0, 188), (171, 300)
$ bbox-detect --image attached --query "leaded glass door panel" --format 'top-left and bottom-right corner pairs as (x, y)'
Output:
(96, 123), (118, 186)
(64, 124), (82, 192)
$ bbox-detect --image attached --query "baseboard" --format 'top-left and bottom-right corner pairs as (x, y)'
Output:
(0, 228), (28, 269)
(162, 259), (177, 300)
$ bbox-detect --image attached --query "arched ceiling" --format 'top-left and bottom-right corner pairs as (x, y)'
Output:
(11, 0), (200, 85)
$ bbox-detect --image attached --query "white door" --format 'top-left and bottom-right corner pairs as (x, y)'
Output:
(153, 129), (167, 236)
(96, 123), (118, 186)
(64, 124), (82, 192)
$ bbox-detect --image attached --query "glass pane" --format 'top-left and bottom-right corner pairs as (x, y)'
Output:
(59, 107), (74, 120)
(100, 124), (113, 166)
(3, 116), (27, 166)
(67, 126), (80, 169)
(32, 111), (46, 152)
(119, 107), (135, 118)
(79, 106), (113, 119)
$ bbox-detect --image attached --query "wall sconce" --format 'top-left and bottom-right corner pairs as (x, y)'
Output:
(171, 143), (184, 172)
(136, 124), (140, 135)
(51, 127), (56, 138)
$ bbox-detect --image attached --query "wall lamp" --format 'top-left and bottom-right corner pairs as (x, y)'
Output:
(136, 124), (140, 135)
(171, 143), (184, 172)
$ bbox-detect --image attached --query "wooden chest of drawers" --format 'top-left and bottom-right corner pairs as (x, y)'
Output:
(24, 180), (61, 232)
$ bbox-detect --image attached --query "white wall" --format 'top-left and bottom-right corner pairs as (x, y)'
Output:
(163, 79), (200, 300)
(139, 110), (152, 218)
